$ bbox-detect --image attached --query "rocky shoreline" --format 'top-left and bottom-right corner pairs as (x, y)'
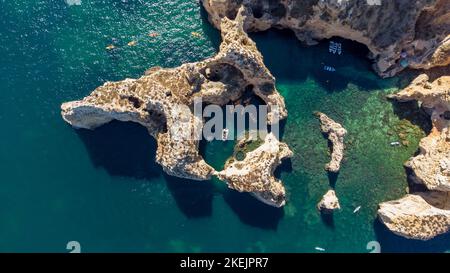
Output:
(61, 7), (292, 207)
(200, 0), (449, 241)
(202, 0), (449, 77)
(61, 1), (449, 239)
(378, 74), (450, 240)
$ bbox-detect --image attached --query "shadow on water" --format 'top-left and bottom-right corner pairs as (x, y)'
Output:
(374, 219), (450, 253)
(391, 100), (432, 135)
(223, 190), (284, 230)
(222, 157), (292, 230)
(164, 174), (214, 219)
(327, 171), (339, 189)
(76, 120), (214, 218)
(320, 212), (335, 229)
(76, 121), (161, 180)
(273, 157), (293, 179)
(250, 30), (383, 93)
(199, 3), (221, 50)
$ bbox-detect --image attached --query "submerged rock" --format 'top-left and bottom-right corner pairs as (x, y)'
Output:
(378, 74), (450, 240)
(217, 133), (293, 207)
(201, 0), (450, 77)
(61, 7), (287, 182)
(315, 112), (347, 173)
(317, 190), (341, 213)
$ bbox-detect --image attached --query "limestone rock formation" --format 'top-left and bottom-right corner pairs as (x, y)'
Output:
(378, 74), (450, 240)
(201, 0), (450, 77)
(315, 112), (347, 173)
(317, 189), (341, 213)
(378, 191), (450, 240)
(217, 133), (293, 207)
(388, 74), (450, 191)
(61, 7), (287, 183)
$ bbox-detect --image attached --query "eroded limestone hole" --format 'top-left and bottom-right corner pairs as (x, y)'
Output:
(201, 62), (245, 86)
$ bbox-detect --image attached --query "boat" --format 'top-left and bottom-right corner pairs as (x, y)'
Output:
(353, 206), (361, 213)
(222, 128), (229, 141)
(323, 65), (336, 72)
(191, 31), (202, 38)
(329, 41), (342, 55)
(315, 247), (325, 252)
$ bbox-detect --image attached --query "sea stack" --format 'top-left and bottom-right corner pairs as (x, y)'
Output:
(217, 133), (293, 207)
(315, 112), (347, 173)
(317, 190), (341, 213)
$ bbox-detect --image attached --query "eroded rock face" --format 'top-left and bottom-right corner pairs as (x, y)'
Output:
(202, 0), (450, 77)
(378, 74), (450, 240)
(389, 74), (450, 191)
(61, 7), (287, 181)
(315, 112), (347, 173)
(217, 133), (293, 207)
(378, 192), (450, 240)
(317, 189), (341, 213)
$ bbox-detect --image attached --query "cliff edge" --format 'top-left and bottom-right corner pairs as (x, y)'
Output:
(202, 0), (450, 77)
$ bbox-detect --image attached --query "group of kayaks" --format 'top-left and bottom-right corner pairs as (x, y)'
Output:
(105, 31), (203, 51)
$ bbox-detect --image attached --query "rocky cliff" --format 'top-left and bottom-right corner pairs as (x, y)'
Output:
(201, 0), (450, 77)
(379, 192), (450, 240)
(378, 74), (450, 240)
(217, 132), (293, 207)
(61, 7), (289, 201)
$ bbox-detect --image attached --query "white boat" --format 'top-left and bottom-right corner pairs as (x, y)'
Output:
(353, 206), (361, 213)
(315, 247), (325, 252)
(222, 128), (229, 141)
(323, 65), (336, 72)
(329, 41), (342, 55)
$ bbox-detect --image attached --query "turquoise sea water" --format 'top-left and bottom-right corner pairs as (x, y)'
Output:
(1, 0), (449, 252)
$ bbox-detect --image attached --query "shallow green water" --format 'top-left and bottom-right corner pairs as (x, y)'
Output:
(0, 0), (449, 252)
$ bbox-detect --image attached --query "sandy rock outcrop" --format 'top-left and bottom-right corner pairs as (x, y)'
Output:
(201, 0), (450, 77)
(217, 133), (293, 207)
(378, 191), (450, 240)
(315, 112), (347, 173)
(317, 189), (341, 213)
(378, 74), (450, 240)
(388, 74), (450, 191)
(61, 7), (287, 182)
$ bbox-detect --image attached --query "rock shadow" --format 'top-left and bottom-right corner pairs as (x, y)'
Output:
(373, 218), (450, 253)
(250, 30), (384, 94)
(200, 3), (221, 50)
(327, 171), (339, 189)
(75, 121), (161, 180)
(222, 157), (291, 230)
(273, 157), (293, 179)
(223, 189), (284, 230)
(164, 174), (214, 219)
(75, 120), (214, 218)
(320, 212), (335, 229)
(391, 100), (432, 135)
